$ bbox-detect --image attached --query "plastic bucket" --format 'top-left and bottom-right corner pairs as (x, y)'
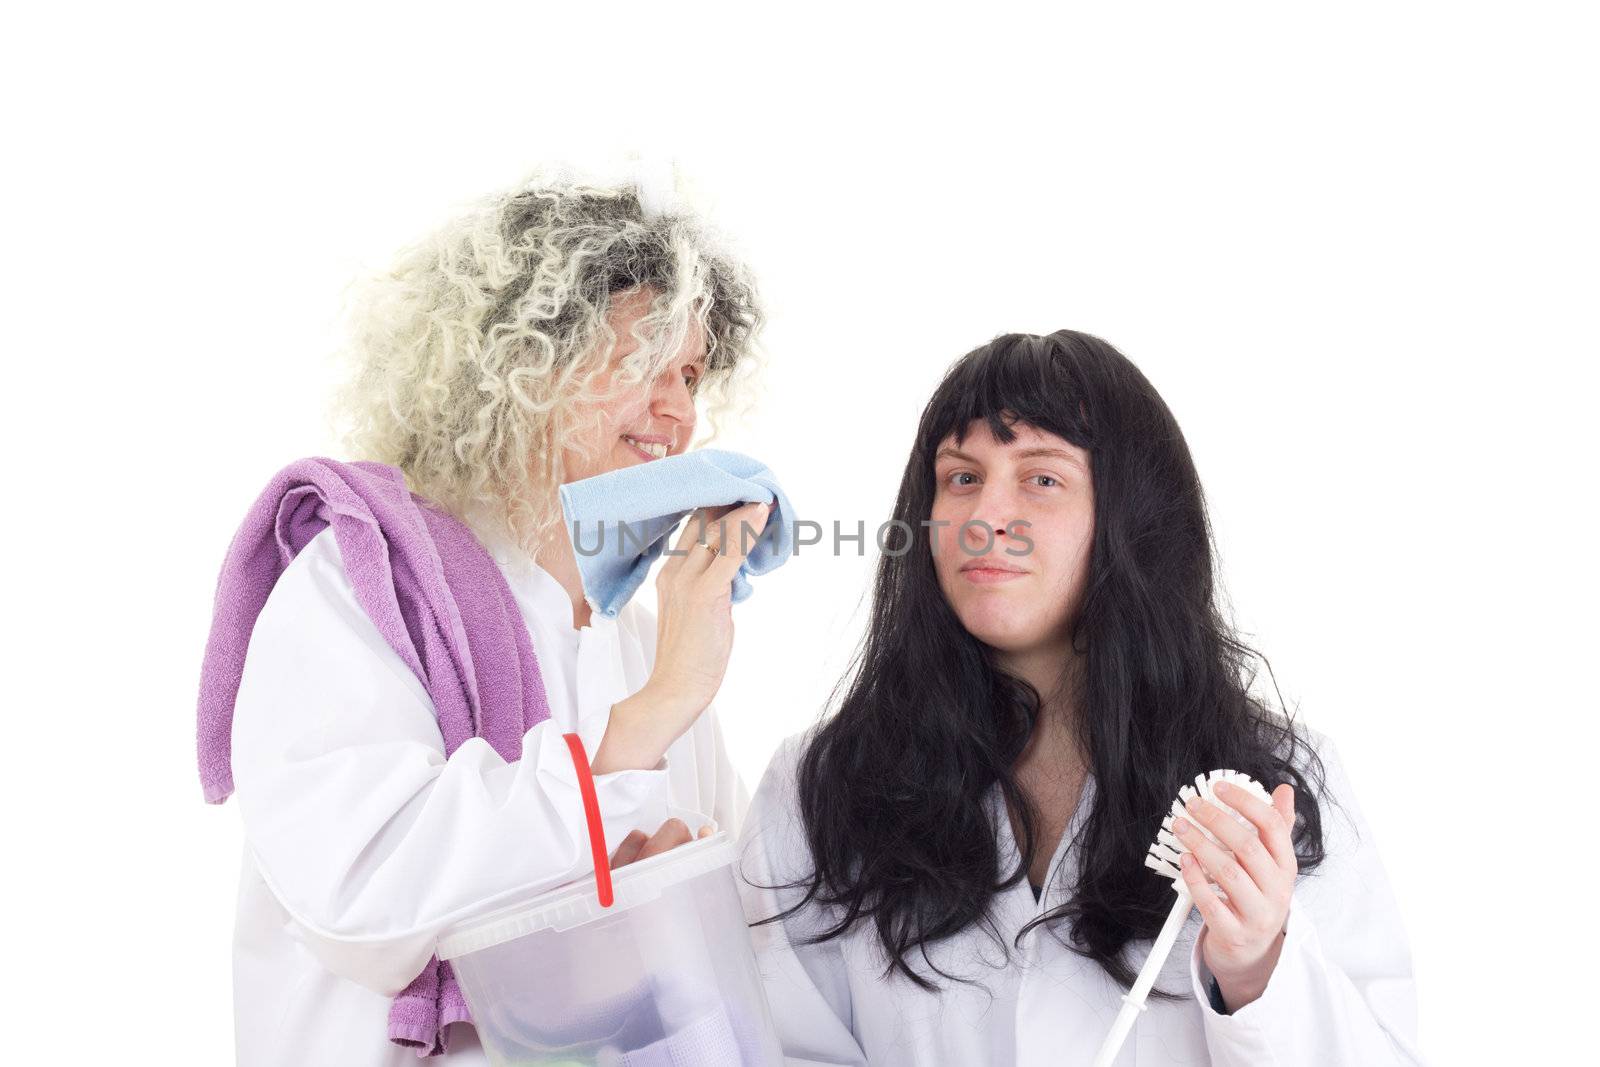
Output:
(438, 828), (784, 1066)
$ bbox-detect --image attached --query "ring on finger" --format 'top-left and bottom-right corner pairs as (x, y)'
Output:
(696, 540), (719, 557)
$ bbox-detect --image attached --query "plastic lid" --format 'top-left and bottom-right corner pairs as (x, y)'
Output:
(437, 831), (737, 960)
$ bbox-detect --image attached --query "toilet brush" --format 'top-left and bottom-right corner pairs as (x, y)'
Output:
(1089, 770), (1274, 1067)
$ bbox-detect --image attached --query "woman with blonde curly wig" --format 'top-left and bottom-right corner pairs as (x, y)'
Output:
(222, 169), (772, 1065)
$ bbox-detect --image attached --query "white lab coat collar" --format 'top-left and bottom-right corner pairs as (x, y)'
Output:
(474, 525), (600, 626)
(474, 521), (626, 757)
(990, 770), (1099, 917)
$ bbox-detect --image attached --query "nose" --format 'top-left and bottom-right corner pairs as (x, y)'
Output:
(649, 366), (697, 443)
(961, 483), (1015, 551)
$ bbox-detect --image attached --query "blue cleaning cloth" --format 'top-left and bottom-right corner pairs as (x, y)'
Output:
(557, 449), (796, 619)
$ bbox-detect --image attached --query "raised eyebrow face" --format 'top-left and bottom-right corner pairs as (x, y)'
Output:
(1010, 446), (1088, 472)
(933, 444), (1088, 472)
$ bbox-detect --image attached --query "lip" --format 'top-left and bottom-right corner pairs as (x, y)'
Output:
(621, 433), (671, 462)
(959, 559), (1029, 584)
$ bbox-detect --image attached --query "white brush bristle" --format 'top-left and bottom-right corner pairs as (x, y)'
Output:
(1144, 769), (1274, 890)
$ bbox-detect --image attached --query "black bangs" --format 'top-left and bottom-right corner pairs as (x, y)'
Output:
(919, 332), (1096, 460)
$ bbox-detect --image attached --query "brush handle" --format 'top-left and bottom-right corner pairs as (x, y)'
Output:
(1090, 885), (1194, 1067)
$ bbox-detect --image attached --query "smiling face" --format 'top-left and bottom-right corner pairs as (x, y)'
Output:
(928, 418), (1096, 662)
(560, 287), (706, 482)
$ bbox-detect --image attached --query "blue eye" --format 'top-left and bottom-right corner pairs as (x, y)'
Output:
(950, 472), (977, 486)
(1032, 475), (1058, 488)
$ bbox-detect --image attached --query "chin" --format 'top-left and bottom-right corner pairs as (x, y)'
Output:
(972, 630), (1036, 654)
(952, 602), (1031, 649)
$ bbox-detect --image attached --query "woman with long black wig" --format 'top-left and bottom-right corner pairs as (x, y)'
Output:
(734, 331), (1425, 1065)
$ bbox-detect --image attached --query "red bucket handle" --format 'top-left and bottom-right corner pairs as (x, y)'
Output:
(561, 732), (614, 908)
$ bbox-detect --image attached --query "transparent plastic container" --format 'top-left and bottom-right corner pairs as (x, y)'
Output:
(437, 831), (784, 1067)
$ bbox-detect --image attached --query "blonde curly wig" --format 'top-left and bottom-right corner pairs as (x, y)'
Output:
(325, 167), (766, 560)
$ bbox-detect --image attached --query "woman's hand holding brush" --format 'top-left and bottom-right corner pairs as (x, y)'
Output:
(1171, 779), (1299, 1011)
(1093, 770), (1291, 1067)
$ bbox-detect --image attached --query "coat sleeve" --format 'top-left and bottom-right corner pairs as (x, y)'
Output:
(625, 596), (751, 840)
(229, 528), (675, 997)
(734, 732), (870, 1067)
(1188, 731), (1429, 1065)
(657, 700), (750, 840)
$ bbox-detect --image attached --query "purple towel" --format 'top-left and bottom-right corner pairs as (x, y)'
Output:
(195, 456), (554, 1057)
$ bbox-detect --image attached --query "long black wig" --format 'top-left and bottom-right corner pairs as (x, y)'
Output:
(750, 329), (1331, 999)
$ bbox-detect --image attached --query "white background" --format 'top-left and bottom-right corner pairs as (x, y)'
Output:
(5, 3), (1595, 1064)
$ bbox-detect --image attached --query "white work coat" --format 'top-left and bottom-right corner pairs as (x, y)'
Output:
(228, 525), (749, 1067)
(734, 727), (1428, 1066)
